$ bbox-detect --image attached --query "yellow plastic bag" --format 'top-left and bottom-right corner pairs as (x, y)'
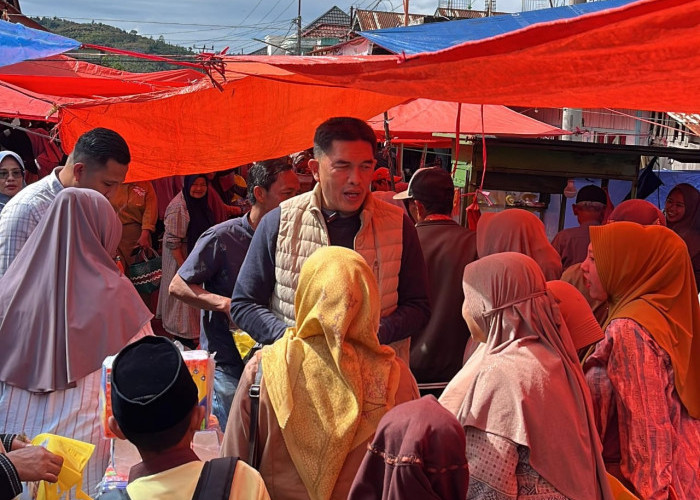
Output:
(30, 433), (95, 500)
(232, 329), (256, 359)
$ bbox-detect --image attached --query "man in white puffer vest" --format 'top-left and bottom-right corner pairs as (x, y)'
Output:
(230, 117), (430, 361)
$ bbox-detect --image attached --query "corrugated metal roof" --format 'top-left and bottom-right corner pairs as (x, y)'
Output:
(303, 24), (349, 39)
(354, 10), (425, 31)
(434, 8), (507, 18)
(668, 112), (700, 137)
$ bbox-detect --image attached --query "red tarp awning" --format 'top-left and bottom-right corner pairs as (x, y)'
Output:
(0, 81), (72, 122)
(0, 55), (203, 98)
(368, 99), (569, 144)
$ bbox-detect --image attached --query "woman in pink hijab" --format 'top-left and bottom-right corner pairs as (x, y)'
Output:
(0, 188), (153, 496)
(441, 252), (611, 500)
(477, 209), (562, 280)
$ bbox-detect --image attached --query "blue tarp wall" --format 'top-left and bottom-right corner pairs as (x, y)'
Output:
(0, 19), (79, 68)
(360, 0), (638, 54)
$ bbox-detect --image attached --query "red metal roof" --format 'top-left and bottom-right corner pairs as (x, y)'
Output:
(354, 10), (425, 31)
(1, 1), (47, 31)
(303, 23), (349, 39)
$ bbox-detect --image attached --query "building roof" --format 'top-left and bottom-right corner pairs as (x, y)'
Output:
(302, 6), (350, 36)
(247, 46), (268, 56)
(353, 9), (425, 31)
(303, 23), (349, 39)
(433, 7), (508, 18)
(0, 0), (47, 31)
(668, 112), (700, 137)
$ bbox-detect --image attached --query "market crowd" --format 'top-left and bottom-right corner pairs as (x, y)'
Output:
(0, 118), (698, 500)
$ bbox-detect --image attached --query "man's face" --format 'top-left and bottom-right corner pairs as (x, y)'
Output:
(309, 140), (375, 216)
(75, 159), (128, 200)
(372, 177), (390, 191)
(259, 169), (300, 213)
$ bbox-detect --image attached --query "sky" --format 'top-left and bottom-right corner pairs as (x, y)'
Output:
(20, 0), (523, 54)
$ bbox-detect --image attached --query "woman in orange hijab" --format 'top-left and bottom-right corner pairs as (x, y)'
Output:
(581, 222), (700, 499)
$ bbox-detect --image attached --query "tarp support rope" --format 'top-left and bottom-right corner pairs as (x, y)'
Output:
(451, 102), (462, 177)
(80, 43), (226, 88)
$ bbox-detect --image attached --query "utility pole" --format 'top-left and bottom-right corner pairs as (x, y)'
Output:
(296, 0), (302, 55)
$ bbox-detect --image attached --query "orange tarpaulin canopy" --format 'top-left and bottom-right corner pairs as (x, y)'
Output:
(56, 0), (700, 181)
(59, 65), (405, 182)
(368, 99), (569, 144)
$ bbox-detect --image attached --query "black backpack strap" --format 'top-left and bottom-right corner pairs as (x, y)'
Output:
(248, 361), (263, 468)
(191, 456), (238, 500)
(97, 489), (132, 500)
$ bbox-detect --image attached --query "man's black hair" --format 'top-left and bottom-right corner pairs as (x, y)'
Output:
(419, 197), (453, 217)
(246, 157), (293, 205)
(313, 117), (376, 159)
(120, 406), (195, 453)
(72, 128), (131, 168)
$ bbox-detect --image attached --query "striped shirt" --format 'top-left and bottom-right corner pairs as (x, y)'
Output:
(0, 167), (64, 279)
(0, 324), (152, 498)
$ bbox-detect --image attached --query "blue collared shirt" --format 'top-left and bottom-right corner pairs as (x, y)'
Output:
(178, 214), (255, 368)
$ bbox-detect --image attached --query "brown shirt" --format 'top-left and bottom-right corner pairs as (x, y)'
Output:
(551, 222), (599, 271)
(412, 219), (478, 383)
(221, 353), (419, 500)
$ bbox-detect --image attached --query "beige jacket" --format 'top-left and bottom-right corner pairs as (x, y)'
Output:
(270, 185), (404, 325)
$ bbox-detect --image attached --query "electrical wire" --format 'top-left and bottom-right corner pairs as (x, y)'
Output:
(240, 0), (267, 25)
(35, 16), (287, 28)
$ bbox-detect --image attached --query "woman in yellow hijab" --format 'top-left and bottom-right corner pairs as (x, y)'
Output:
(221, 246), (419, 500)
(581, 222), (700, 499)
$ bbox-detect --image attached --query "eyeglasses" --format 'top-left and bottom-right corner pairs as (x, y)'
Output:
(0, 169), (23, 180)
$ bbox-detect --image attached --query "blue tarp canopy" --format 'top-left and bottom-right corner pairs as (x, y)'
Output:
(360, 0), (639, 54)
(0, 19), (80, 68)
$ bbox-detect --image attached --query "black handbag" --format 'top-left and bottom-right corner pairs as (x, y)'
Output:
(128, 250), (162, 294)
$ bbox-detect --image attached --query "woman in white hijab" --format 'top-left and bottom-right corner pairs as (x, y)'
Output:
(0, 188), (153, 497)
(440, 252), (611, 500)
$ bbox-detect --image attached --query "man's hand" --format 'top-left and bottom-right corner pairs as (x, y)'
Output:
(6, 446), (64, 483)
(136, 229), (153, 252)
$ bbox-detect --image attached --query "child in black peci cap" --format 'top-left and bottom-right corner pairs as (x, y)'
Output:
(99, 336), (269, 500)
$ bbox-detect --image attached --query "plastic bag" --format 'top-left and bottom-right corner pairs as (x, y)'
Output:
(232, 329), (256, 360)
(30, 433), (95, 500)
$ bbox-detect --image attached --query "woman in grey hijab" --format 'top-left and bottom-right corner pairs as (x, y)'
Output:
(0, 188), (153, 496)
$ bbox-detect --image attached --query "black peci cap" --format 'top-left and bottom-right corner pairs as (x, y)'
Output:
(111, 336), (198, 435)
